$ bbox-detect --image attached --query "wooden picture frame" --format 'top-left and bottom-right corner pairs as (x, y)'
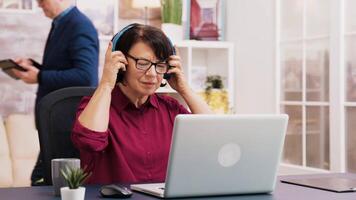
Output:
(0, 0), (35, 13)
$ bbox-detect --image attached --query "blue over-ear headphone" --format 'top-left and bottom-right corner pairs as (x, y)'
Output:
(111, 23), (136, 52)
(111, 23), (175, 84)
(111, 23), (175, 53)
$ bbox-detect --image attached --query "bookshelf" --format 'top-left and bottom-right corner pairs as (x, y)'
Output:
(157, 40), (235, 113)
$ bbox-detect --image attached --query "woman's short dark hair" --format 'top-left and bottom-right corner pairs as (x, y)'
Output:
(113, 24), (174, 61)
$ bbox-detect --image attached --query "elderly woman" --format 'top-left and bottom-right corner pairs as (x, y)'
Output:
(71, 24), (212, 184)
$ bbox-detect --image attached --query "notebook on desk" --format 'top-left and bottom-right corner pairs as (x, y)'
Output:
(281, 177), (356, 193)
(131, 114), (289, 198)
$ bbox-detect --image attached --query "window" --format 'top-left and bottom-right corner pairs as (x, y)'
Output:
(345, 0), (356, 172)
(279, 0), (330, 170)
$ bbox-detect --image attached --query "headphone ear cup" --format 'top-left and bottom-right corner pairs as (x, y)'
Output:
(166, 37), (176, 55)
(164, 36), (175, 82)
(163, 73), (171, 80)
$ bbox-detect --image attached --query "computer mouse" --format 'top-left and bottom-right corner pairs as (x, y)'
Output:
(99, 184), (133, 198)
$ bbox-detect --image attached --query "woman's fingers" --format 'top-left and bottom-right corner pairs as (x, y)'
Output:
(168, 60), (181, 70)
(111, 50), (125, 58)
(104, 42), (113, 62)
(169, 55), (181, 61)
(115, 62), (126, 71)
(168, 54), (181, 69)
(111, 52), (128, 65)
(104, 42), (127, 72)
(167, 66), (181, 74)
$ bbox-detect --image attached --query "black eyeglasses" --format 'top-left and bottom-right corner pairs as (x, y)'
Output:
(126, 54), (169, 74)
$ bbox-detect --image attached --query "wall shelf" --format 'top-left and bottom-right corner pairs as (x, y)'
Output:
(157, 40), (235, 113)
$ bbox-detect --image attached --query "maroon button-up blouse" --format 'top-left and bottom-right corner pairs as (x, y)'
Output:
(71, 86), (190, 184)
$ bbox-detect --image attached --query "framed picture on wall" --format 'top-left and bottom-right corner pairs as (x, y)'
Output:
(118, 0), (161, 29)
(0, 0), (35, 12)
(76, 0), (118, 39)
(189, 0), (226, 41)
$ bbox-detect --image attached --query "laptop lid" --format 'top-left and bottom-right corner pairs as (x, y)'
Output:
(281, 177), (356, 193)
(162, 114), (288, 198)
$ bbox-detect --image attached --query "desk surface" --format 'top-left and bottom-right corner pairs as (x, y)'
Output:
(1, 174), (356, 200)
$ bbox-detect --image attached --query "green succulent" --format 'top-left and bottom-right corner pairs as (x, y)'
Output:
(60, 166), (91, 189)
(161, 0), (182, 25)
(205, 75), (224, 91)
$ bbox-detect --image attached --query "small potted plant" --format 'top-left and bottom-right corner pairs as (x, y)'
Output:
(60, 166), (91, 200)
(205, 75), (224, 91)
(161, 0), (183, 43)
(202, 75), (229, 113)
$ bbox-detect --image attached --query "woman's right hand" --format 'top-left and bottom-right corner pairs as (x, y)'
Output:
(99, 42), (128, 90)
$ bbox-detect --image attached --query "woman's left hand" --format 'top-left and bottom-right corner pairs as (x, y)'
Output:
(166, 47), (190, 94)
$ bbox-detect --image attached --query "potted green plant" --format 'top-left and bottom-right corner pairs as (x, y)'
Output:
(205, 75), (224, 91)
(202, 75), (229, 113)
(160, 0), (183, 43)
(60, 166), (91, 200)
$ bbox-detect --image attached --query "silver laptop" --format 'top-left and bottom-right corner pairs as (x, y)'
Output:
(131, 114), (289, 198)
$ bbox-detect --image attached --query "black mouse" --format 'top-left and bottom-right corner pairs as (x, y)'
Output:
(99, 184), (133, 198)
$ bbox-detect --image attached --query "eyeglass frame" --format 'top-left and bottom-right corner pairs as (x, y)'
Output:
(126, 54), (169, 75)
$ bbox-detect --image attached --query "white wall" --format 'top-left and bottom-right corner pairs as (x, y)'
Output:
(226, 0), (277, 114)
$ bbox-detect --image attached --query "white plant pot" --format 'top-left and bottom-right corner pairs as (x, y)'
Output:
(161, 23), (183, 44)
(60, 187), (85, 200)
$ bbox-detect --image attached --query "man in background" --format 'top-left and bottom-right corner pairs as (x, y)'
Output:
(13, 0), (99, 186)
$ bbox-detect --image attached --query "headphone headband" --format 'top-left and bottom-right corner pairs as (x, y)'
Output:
(111, 23), (137, 51)
(111, 23), (175, 55)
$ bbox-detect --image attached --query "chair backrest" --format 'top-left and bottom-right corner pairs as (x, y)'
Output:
(37, 87), (95, 185)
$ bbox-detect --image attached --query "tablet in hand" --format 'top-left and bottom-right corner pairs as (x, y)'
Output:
(29, 58), (42, 69)
(0, 59), (27, 79)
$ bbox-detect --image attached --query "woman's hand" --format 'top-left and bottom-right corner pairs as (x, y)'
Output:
(99, 42), (128, 90)
(166, 47), (190, 94)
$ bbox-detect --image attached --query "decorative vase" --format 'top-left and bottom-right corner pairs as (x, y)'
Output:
(161, 23), (183, 44)
(60, 187), (85, 200)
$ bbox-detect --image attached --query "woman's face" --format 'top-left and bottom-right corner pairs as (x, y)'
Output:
(124, 42), (164, 97)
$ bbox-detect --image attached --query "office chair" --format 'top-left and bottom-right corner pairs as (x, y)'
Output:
(36, 87), (96, 185)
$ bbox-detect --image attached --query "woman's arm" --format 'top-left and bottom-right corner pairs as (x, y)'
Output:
(167, 48), (213, 114)
(78, 42), (128, 131)
(78, 84), (112, 132)
(72, 96), (110, 152)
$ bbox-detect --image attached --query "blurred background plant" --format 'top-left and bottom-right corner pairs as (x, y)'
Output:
(205, 75), (223, 91)
(161, 0), (182, 25)
(201, 75), (229, 113)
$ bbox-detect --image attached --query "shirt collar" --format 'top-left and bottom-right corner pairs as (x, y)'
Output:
(112, 86), (159, 112)
(149, 93), (159, 109)
(53, 5), (74, 26)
